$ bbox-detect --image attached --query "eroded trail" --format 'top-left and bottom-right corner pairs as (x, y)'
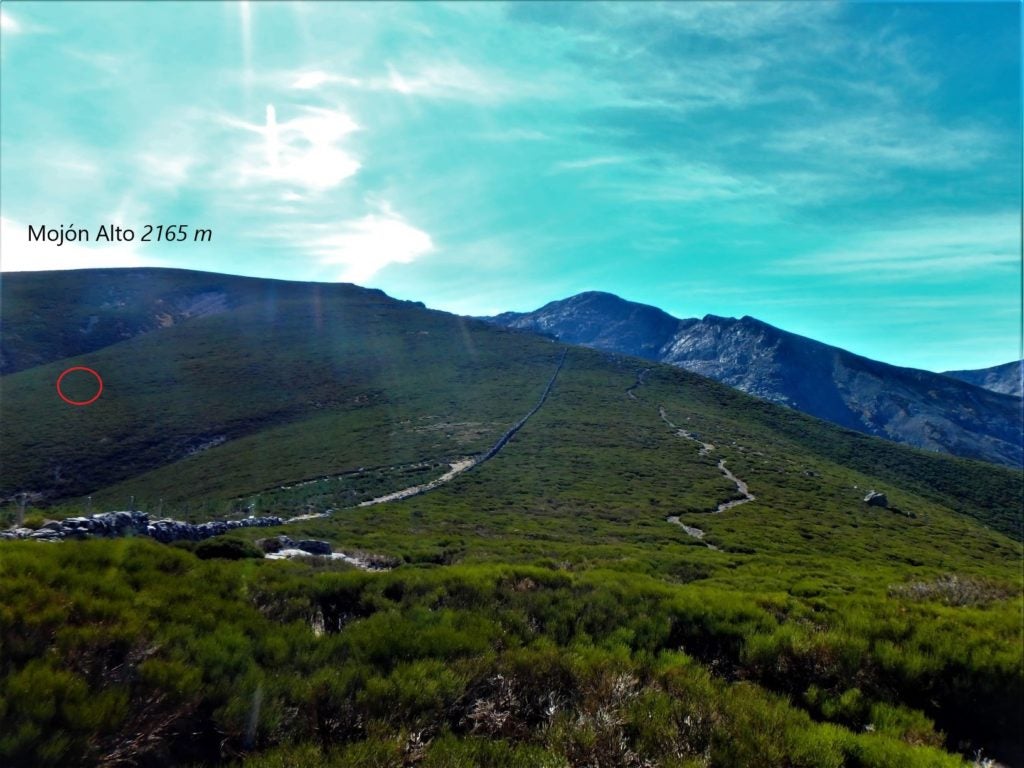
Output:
(625, 368), (650, 400)
(356, 349), (568, 508)
(625, 369), (755, 548)
(656, 406), (755, 514)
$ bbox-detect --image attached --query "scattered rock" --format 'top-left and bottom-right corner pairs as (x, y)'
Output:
(29, 529), (62, 540)
(295, 539), (332, 556)
(255, 535), (330, 555)
(863, 491), (888, 508)
(2, 511), (282, 543)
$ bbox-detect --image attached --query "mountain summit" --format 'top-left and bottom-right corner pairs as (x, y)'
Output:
(487, 293), (1022, 468)
(943, 360), (1023, 398)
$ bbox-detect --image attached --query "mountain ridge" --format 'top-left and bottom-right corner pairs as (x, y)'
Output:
(944, 359), (1023, 398)
(486, 292), (1022, 468)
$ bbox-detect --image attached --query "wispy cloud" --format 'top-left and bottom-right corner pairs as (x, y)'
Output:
(613, 162), (778, 204)
(553, 155), (629, 172)
(477, 128), (550, 143)
(768, 115), (993, 171)
(291, 70), (361, 90)
(775, 213), (1020, 280)
(286, 59), (538, 104)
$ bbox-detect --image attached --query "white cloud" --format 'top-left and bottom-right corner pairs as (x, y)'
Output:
(776, 212), (1020, 280)
(306, 206), (435, 283)
(652, 2), (840, 41)
(0, 10), (21, 33)
(292, 70), (331, 90)
(291, 70), (363, 90)
(283, 60), (536, 104)
(225, 104), (361, 192)
(768, 115), (992, 170)
(0, 217), (156, 272)
(615, 162), (777, 203)
(380, 62), (512, 102)
(553, 155), (629, 172)
(139, 153), (194, 189)
(478, 128), (550, 142)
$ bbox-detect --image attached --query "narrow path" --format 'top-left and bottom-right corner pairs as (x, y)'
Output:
(625, 368), (650, 400)
(657, 406), (755, 513)
(665, 515), (718, 550)
(625, 368), (754, 548)
(356, 349), (568, 508)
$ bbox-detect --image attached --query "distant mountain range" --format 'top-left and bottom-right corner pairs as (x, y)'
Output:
(486, 292), (1022, 468)
(944, 360), (1022, 398)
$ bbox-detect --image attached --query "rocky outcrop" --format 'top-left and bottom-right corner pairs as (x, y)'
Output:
(863, 491), (889, 508)
(1, 511), (283, 542)
(943, 360), (1023, 398)
(257, 535), (332, 555)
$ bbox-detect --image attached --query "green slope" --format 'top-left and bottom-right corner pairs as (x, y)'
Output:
(1, 270), (563, 507)
(0, 269), (1021, 767)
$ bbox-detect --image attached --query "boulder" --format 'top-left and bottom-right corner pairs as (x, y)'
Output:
(296, 539), (332, 556)
(863, 491), (888, 508)
(29, 529), (63, 540)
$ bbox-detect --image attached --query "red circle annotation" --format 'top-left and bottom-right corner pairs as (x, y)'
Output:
(56, 366), (104, 406)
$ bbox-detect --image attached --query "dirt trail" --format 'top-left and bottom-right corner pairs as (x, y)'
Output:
(356, 349), (568, 508)
(625, 368), (754, 548)
(657, 406), (755, 513)
(356, 458), (476, 507)
(664, 515), (720, 551)
(625, 368), (650, 400)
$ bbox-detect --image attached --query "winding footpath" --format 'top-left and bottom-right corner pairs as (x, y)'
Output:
(625, 369), (756, 549)
(625, 368), (650, 400)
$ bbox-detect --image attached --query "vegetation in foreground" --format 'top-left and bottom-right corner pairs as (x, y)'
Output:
(1, 539), (1019, 768)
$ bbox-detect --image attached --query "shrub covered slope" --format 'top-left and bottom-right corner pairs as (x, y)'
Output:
(0, 269), (1021, 767)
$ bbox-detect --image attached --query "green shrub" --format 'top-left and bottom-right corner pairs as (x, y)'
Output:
(194, 536), (264, 560)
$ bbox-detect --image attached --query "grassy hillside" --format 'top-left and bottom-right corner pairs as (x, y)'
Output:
(0, 269), (1021, 767)
(1, 268), (329, 374)
(0, 270), (563, 508)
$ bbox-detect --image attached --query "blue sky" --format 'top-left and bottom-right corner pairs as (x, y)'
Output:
(0, 1), (1019, 371)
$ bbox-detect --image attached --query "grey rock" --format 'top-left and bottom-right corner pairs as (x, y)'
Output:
(5, 510), (281, 546)
(943, 360), (1023, 398)
(864, 491), (889, 508)
(29, 529), (63, 540)
(296, 539), (332, 556)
